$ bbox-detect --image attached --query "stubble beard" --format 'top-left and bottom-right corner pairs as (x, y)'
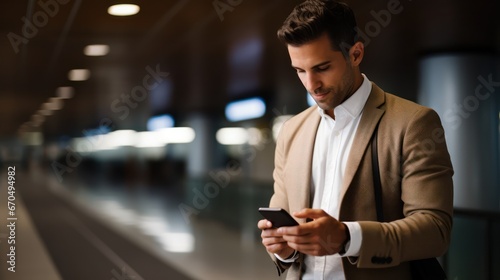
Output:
(315, 71), (355, 113)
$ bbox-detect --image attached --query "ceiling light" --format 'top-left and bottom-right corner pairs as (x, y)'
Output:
(49, 97), (63, 110)
(38, 109), (54, 116)
(19, 123), (29, 130)
(107, 4), (140, 16)
(68, 69), (90, 81)
(42, 98), (63, 111)
(84, 44), (110, 56)
(56, 86), (74, 99)
(31, 114), (45, 127)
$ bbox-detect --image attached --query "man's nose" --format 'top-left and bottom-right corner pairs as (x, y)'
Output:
(305, 73), (321, 92)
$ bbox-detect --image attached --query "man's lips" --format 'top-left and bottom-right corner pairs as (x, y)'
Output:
(314, 88), (331, 95)
(313, 90), (330, 100)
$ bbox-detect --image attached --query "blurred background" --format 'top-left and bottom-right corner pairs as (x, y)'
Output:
(0, 0), (499, 279)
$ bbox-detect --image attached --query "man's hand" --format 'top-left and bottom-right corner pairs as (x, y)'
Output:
(278, 208), (348, 256)
(258, 219), (295, 259)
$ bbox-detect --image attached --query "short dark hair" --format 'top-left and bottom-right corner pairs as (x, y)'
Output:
(277, 0), (358, 56)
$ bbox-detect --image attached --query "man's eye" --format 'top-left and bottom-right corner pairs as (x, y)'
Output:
(317, 66), (330, 72)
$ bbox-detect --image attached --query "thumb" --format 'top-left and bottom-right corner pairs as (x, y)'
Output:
(293, 208), (328, 219)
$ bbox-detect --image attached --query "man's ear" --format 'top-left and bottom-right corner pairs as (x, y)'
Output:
(349, 41), (364, 66)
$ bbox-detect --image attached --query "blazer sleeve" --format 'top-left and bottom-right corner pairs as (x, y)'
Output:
(267, 120), (294, 275)
(267, 117), (312, 277)
(356, 107), (454, 268)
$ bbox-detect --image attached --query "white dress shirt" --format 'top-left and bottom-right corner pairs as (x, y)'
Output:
(302, 74), (372, 280)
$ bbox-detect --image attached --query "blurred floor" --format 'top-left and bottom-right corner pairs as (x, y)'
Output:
(0, 176), (62, 280)
(0, 165), (280, 280)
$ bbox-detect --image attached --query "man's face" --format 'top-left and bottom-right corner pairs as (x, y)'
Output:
(288, 33), (358, 118)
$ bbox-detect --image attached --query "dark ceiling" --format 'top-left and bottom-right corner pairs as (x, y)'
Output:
(1, 0), (499, 140)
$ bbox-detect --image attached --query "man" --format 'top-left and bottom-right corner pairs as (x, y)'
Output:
(257, 0), (454, 279)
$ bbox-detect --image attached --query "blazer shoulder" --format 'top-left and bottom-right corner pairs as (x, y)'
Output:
(382, 91), (438, 119)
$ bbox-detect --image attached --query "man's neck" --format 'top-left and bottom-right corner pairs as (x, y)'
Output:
(327, 72), (364, 120)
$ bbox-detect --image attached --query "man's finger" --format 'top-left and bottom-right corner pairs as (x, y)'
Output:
(292, 208), (328, 219)
(257, 219), (273, 229)
(261, 228), (283, 238)
(276, 225), (303, 235)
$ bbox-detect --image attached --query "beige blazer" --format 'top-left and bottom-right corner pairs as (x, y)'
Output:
(269, 83), (454, 279)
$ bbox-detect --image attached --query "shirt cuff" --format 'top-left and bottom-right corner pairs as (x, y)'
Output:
(340, 222), (362, 257)
(275, 250), (299, 263)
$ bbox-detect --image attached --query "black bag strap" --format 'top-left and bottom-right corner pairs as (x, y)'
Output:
(370, 123), (384, 222)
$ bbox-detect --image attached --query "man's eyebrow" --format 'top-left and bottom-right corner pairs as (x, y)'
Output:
(291, 60), (331, 70)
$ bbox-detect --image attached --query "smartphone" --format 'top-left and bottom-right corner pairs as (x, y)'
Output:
(258, 207), (299, 228)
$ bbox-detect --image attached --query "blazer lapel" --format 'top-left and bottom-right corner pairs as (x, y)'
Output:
(340, 83), (386, 202)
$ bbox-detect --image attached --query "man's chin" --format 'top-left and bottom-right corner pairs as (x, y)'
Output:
(316, 104), (333, 112)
